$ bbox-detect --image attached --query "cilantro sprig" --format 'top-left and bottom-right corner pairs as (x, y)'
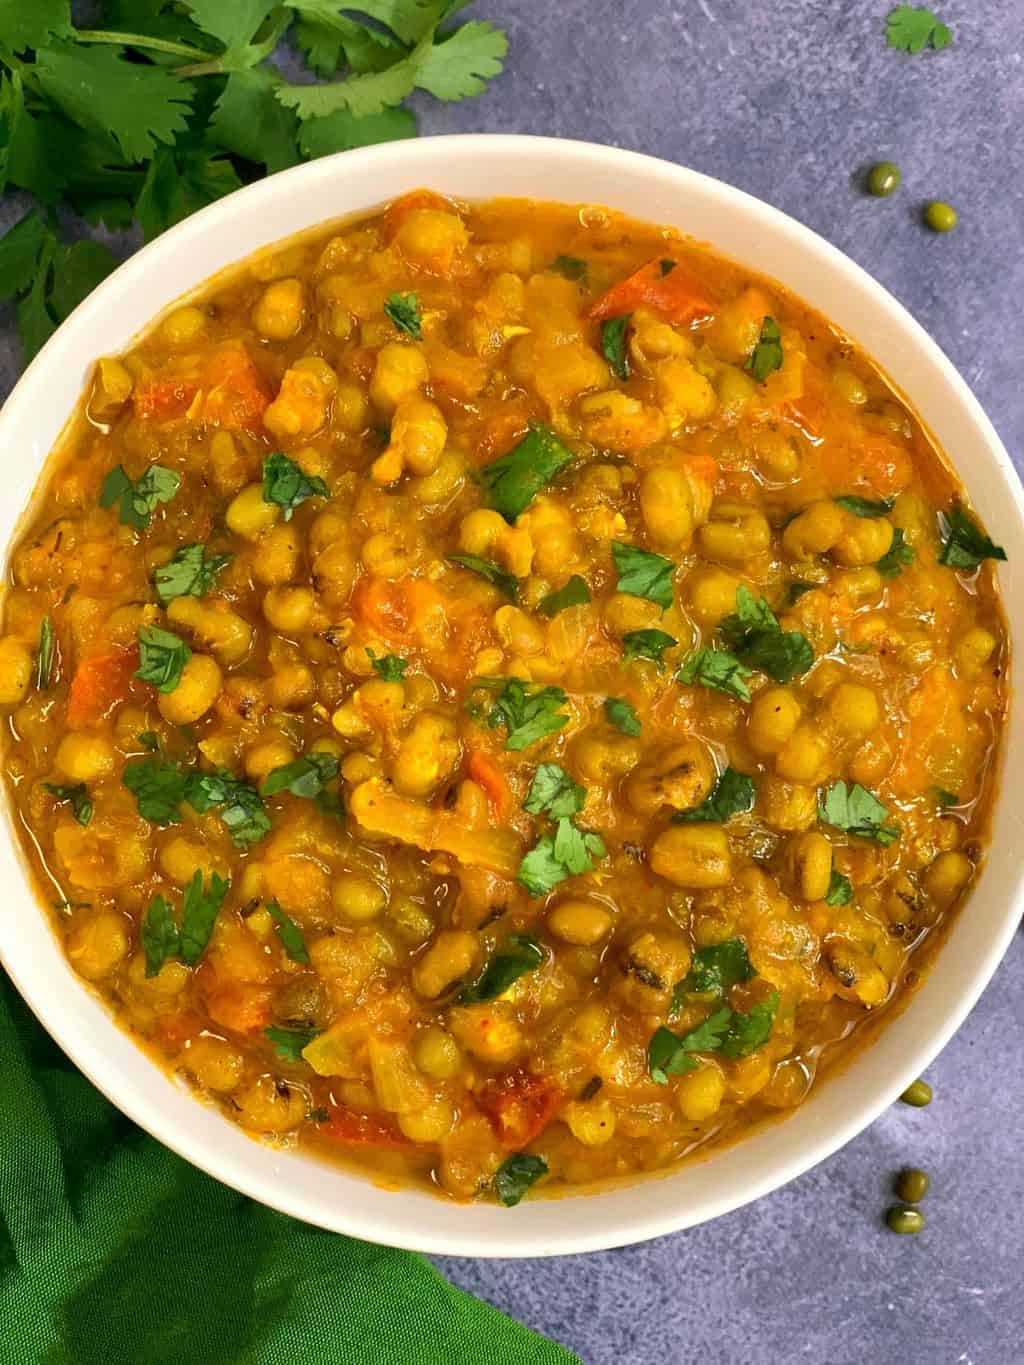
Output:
(885, 6), (952, 53)
(262, 453), (328, 519)
(937, 504), (1006, 571)
(140, 870), (229, 977)
(537, 575), (590, 617)
(648, 992), (779, 1083)
(384, 291), (421, 339)
(469, 678), (569, 751)
(153, 544), (232, 603)
(480, 424), (573, 522)
(123, 756), (271, 847)
(876, 527), (915, 578)
(43, 781), (93, 827)
(604, 696), (641, 736)
(458, 934), (546, 1003)
(447, 553), (519, 599)
(601, 314), (631, 381)
(622, 629), (677, 669)
(367, 649), (408, 682)
(0, 5), (509, 362)
(495, 1152), (547, 1206)
(100, 464), (180, 532)
(818, 781), (899, 847)
(677, 647), (751, 702)
(745, 317), (783, 382)
(718, 585), (814, 684)
(518, 762), (606, 897)
(611, 543), (675, 611)
(673, 769), (754, 824)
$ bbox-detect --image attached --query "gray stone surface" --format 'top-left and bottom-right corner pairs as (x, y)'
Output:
(0, 3), (1020, 1362)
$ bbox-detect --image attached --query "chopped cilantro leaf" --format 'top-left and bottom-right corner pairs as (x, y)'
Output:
(537, 575), (590, 617)
(648, 1008), (733, 1083)
(674, 768), (754, 824)
(315, 789), (345, 822)
(495, 1152), (547, 1206)
(680, 938), (755, 998)
(604, 696), (641, 736)
(266, 899), (310, 964)
(885, 6), (953, 53)
(719, 585), (814, 683)
(745, 316), (783, 382)
(937, 504), (1006, 570)
(36, 615), (54, 689)
(458, 934), (546, 1003)
(366, 649), (408, 681)
(517, 820), (605, 897)
(611, 542), (675, 610)
(100, 463), (180, 531)
(551, 255), (586, 281)
(677, 647), (751, 702)
(622, 628), (677, 669)
(43, 781), (92, 826)
(935, 787), (959, 809)
(720, 992), (779, 1058)
(516, 834), (567, 897)
(824, 870), (853, 906)
(261, 753), (339, 800)
(470, 678), (569, 751)
(141, 895), (179, 979)
(384, 290), (421, 339)
(876, 527), (915, 578)
(446, 553), (519, 599)
(153, 544), (232, 603)
(135, 626), (191, 693)
(818, 780), (899, 846)
(835, 495), (895, 518)
(262, 453), (328, 519)
(265, 1025), (322, 1064)
(480, 424), (573, 523)
(123, 757), (188, 825)
(600, 314), (631, 381)
(178, 870), (229, 966)
(185, 769), (271, 848)
(523, 764), (586, 820)
(136, 731), (160, 752)
(553, 818), (606, 876)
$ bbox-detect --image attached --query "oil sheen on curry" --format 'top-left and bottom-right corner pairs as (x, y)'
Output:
(0, 193), (1007, 1206)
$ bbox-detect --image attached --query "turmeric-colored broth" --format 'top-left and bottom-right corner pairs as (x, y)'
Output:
(0, 193), (1007, 1203)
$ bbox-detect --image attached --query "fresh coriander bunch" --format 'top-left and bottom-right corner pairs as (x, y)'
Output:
(0, 0), (508, 360)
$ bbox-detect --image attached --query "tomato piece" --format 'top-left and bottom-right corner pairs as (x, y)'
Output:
(351, 576), (411, 638)
(133, 343), (269, 432)
(590, 257), (716, 325)
(323, 1107), (410, 1148)
(66, 648), (138, 729)
(477, 1069), (563, 1148)
(382, 189), (458, 240)
(466, 750), (512, 821)
(201, 342), (271, 432)
(133, 377), (198, 421)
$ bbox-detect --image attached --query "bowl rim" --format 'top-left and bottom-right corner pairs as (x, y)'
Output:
(1, 132), (1021, 1259)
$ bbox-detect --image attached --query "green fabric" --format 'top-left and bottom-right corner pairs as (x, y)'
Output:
(0, 970), (580, 1365)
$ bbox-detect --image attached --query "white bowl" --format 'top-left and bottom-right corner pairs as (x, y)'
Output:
(0, 135), (1020, 1258)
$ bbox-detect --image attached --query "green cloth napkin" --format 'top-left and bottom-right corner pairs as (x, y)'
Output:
(0, 970), (580, 1365)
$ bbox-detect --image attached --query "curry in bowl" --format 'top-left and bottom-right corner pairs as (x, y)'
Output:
(0, 192), (1006, 1206)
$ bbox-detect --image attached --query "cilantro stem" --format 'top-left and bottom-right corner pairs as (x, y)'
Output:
(74, 29), (214, 63)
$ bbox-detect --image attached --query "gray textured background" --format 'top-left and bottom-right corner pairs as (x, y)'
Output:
(2, 3), (1020, 1363)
